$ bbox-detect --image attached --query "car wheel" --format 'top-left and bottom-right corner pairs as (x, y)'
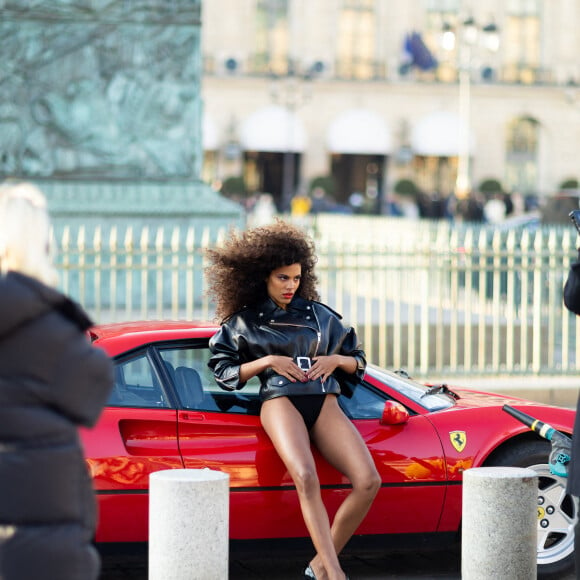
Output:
(487, 439), (577, 579)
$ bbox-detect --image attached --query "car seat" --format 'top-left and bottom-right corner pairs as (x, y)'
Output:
(108, 365), (127, 405)
(163, 360), (176, 384)
(175, 366), (204, 409)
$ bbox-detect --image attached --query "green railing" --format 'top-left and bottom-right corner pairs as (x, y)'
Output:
(54, 214), (580, 379)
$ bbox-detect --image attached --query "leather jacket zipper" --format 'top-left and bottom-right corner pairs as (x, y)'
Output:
(268, 320), (321, 355)
(311, 307), (324, 391)
(269, 309), (325, 391)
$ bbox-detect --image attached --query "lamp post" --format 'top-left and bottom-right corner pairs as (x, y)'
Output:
(441, 17), (500, 201)
(270, 61), (320, 212)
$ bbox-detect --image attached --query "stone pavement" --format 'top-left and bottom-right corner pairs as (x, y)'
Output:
(228, 548), (462, 579)
(99, 544), (463, 579)
(100, 543), (578, 579)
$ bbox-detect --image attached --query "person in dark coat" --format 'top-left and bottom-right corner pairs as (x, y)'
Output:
(563, 245), (580, 575)
(0, 182), (114, 580)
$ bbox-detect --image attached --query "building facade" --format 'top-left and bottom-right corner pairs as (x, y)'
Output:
(200, 0), (580, 215)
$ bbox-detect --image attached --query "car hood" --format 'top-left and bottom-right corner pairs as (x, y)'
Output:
(449, 387), (534, 408)
(435, 386), (575, 432)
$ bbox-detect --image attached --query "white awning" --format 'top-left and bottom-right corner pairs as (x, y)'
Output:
(326, 109), (392, 154)
(239, 105), (306, 152)
(410, 110), (476, 156)
(202, 111), (219, 151)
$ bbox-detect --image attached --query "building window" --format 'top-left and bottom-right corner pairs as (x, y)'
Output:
(336, 0), (376, 80)
(505, 116), (539, 195)
(503, 0), (542, 83)
(255, 0), (289, 74)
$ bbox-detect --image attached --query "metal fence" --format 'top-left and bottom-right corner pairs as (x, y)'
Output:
(55, 215), (580, 379)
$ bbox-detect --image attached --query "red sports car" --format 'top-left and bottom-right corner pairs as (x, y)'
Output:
(84, 320), (576, 579)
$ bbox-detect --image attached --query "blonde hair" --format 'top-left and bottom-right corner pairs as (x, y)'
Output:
(0, 182), (58, 287)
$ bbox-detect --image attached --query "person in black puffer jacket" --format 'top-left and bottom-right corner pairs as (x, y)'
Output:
(564, 243), (580, 577)
(0, 182), (114, 580)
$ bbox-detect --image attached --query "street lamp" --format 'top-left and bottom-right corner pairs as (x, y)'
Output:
(441, 16), (500, 200)
(270, 60), (322, 212)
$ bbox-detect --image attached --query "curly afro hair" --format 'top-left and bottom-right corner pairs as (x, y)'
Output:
(205, 220), (319, 321)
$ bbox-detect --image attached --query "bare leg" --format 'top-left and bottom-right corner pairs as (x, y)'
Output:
(260, 397), (347, 580)
(308, 395), (381, 577)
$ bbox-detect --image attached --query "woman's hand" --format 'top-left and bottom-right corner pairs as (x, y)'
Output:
(308, 354), (340, 383)
(308, 354), (358, 383)
(268, 355), (308, 383)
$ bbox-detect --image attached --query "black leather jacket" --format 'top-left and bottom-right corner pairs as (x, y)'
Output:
(208, 296), (366, 401)
(564, 250), (580, 315)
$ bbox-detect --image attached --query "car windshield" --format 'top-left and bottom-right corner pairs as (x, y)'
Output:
(366, 365), (455, 412)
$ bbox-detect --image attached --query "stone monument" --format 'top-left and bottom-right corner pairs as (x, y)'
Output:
(0, 0), (242, 233)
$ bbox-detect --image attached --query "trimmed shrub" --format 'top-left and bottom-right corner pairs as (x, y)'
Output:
(478, 178), (503, 194)
(393, 178), (418, 196)
(221, 176), (247, 197)
(309, 175), (336, 195)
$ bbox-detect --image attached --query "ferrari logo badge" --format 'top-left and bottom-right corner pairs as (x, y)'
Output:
(450, 431), (467, 452)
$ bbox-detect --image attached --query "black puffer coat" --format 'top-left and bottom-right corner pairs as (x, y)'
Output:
(0, 272), (114, 580)
(564, 251), (580, 316)
(208, 296), (366, 401)
(563, 256), (580, 496)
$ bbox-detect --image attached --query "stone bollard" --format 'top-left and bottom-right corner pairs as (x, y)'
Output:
(462, 466), (538, 580)
(149, 468), (230, 580)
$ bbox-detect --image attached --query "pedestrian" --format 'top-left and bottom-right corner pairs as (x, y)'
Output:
(206, 220), (380, 580)
(0, 182), (114, 580)
(563, 235), (580, 576)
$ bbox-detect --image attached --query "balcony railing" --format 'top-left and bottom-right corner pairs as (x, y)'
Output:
(203, 52), (561, 87)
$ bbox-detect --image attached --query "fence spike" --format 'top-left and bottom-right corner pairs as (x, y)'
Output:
(124, 226), (133, 250)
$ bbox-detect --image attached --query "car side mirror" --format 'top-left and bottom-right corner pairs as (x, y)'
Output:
(380, 400), (409, 425)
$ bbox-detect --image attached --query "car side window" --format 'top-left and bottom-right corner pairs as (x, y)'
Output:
(339, 382), (387, 419)
(158, 346), (261, 415)
(109, 352), (169, 408)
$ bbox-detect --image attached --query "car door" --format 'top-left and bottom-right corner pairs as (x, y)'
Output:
(157, 345), (292, 539)
(161, 343), (448, 540)
(336, 384), (449, 535)
(81, 347), (182, 542)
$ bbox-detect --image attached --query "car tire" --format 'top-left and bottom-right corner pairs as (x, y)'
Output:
(487, 439), (577, 579)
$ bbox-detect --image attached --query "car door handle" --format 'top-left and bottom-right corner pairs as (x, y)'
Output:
(179, 412), (205, 421)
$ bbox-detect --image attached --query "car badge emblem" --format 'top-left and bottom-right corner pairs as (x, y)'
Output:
(450, 430), (467, 452)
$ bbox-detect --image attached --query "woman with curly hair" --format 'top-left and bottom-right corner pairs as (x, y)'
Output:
(207, 220), (380, 580)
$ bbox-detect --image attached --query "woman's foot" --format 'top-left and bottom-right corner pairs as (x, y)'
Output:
(307, 559), (348, 580)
